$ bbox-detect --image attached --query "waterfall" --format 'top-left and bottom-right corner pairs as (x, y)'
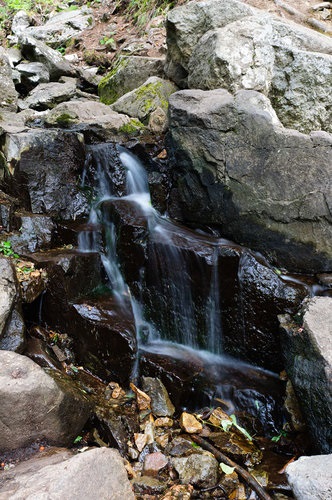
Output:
(78, 143), (224, 355)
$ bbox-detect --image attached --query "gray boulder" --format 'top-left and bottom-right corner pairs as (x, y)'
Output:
(0, 48), (18, 111)
(111, 76), (177, 123)
(9, 213), (55, 254)
(0, 350), (91, 451)
(186, 14), (332, 133)
(0, 257), (17, 337)
(286, 455), (332, 500)
(99, 55), (165, 105)
(3, 129), (89, 220)
(24, 79), (77, 110)
(165, 0), (257, 87)
(14, 8), (94, 48)
(16, 62), (50, 87)
(18, 34), (76, 80)
(167, 88), (332, 272)
(279, 297), (332, 453)
(0, 447), (134, 499)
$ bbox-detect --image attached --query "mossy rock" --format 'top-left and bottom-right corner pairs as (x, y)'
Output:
(98, 56), (165, 106)
(111, 76), (177, 123)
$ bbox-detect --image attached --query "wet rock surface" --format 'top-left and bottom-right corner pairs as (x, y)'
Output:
(2, 129), (88, 219)
(0, 256), (17, 336)
(280, 296), (332, 453)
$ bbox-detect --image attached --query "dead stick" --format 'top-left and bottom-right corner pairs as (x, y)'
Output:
(191, 434), (273, 500)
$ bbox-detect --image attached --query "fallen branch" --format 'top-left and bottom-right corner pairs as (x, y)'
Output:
(191, 434), (273, 500)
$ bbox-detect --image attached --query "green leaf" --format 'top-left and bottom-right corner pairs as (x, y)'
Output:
(230, 414), (253, 442)
(73, 435), (83, 444)
(221, 418), (232, 432)
(220, 463), (235, 475)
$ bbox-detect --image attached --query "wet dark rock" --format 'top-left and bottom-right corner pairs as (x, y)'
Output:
(64, 296), (137, 385)
(167, 89), (332, 273)
(0, 256), (18, 337)
(0, 447), (135, 499)
(0, 308), (25, 353)
(2, 129), (88, 220)
(30, 249), (103, 326)
(25, 337), (63, 371)
(166, 436), (196, 457)
(110, 199), (306, 371)
(142, 377), (175, 417)
(280, 297), (332, 453)
(209, 431), (262, 466)
(0, 350), (91, 451)
(9, 212), (55, 254)
(140, 344), (285, 435)
(0, 191), (19, 231)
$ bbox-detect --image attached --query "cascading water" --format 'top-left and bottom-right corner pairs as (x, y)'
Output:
(78, 143), (224, 354)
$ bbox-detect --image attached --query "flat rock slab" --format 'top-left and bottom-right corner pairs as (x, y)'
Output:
(286, 454), (332, 500)
(0, 447), (135, 499)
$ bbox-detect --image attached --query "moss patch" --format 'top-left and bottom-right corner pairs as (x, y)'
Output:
(119, 118), (145, 135)
(98, 58), (129, 105)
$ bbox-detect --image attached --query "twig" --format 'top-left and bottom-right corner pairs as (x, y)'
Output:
(191, 434), (273, 500)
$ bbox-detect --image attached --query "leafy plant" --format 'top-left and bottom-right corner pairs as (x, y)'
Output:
(99, 34), (116, 50)
(271, 429), (288, 442)
(230, 414), (253, 442)
(0, 241), (19, 258)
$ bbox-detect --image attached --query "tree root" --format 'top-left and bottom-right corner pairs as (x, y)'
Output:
(191, 434), (273, 500)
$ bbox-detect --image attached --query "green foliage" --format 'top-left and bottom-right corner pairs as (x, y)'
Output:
(73, 435), (83, 444)
(271, 429), (288, 442)
(0, 241), (19, 258)
(230, 414), (253, 442)
(125, 0), (174, 28)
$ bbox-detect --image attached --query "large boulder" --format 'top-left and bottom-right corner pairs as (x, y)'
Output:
(0, 447), (134, 499)
(165, 0), (332, 133)
(99, 56), (165, 105)
(2, 129), (89, 220)
(0, 257), (18, 337)
(286, 455), (332, 500)
(0, 351), (91, 451)
(279, 297), (332, 453)
(167, 88), (332, 272)
(0, 48), (18, 111)
(164, 0), (257, 87)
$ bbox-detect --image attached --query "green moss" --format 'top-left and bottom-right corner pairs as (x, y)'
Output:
(98, 58), (129, 105)
(54, 113), (77, 126)
(135, 81), (169, 114)
(119, 118), (145, 135)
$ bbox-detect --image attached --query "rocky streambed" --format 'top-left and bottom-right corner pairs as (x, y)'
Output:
(0, 0), (332, 498)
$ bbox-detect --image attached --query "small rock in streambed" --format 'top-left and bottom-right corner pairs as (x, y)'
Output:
(172, 453), (219, 488)
(142, 376), (175, 417)
(143, 451), (168, 476)
(179, 412), (203, 434)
